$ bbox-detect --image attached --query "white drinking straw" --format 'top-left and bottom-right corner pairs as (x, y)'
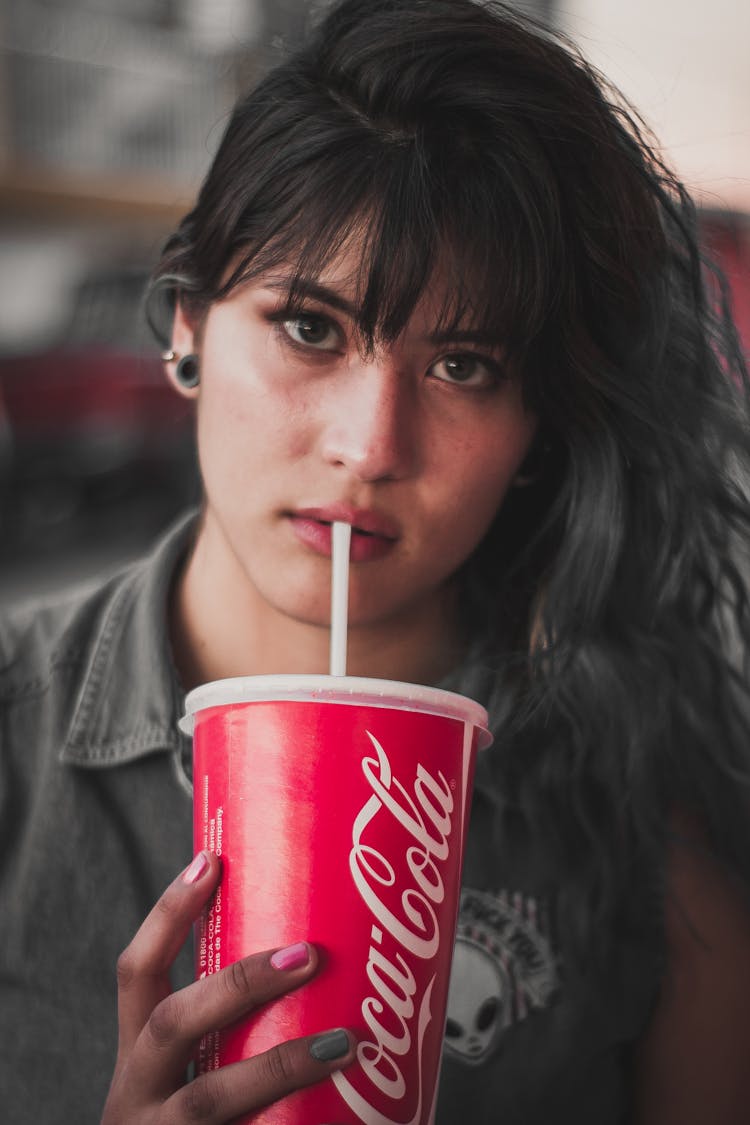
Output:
(329, 521), (352, 676)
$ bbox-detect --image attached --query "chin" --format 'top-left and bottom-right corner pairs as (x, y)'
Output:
(268, 587), (335, 628)
(275, 592), (396, 633)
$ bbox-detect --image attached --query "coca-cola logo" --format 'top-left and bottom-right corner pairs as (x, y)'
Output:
(333, 731), (456, 1125)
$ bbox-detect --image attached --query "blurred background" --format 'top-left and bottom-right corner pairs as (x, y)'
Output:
(0, 0), (747, 603)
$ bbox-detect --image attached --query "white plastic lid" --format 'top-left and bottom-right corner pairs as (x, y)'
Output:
(180, 673), (492, 747)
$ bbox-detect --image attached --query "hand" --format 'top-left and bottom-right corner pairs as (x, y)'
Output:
(102, 851), (356, 1124)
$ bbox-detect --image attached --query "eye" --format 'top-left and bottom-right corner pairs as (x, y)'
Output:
(476, 996), (499, 1031)
(429, 353), (503, 388)
(281, 313), (340, 351)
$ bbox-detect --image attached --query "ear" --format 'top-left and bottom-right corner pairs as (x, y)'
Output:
(163, 300), (200, 400)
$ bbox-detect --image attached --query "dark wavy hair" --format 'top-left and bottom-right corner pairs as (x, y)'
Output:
(149, 0), (750, 960)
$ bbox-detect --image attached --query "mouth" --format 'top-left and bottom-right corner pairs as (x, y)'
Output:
(288, 506), (399, 562)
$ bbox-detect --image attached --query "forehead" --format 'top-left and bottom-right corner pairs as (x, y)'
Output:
(257, 231), (499, 341)
(220, 189), (549, 367)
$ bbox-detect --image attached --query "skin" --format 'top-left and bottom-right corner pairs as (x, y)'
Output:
(102, 853), (357, 1123)
(166, 244), (538, 689)
(103, 242), (538, 1120)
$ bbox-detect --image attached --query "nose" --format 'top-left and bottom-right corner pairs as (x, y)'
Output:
(320, 359), (415, 483)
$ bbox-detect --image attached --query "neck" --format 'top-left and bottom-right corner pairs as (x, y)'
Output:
(170, 527), (466, 692)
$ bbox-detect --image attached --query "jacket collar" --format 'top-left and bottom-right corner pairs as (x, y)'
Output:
(59, 511), (501, 798)
(60, 512), (197, 767)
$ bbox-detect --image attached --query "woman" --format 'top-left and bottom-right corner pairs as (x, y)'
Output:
(2, 1), (749, 1122)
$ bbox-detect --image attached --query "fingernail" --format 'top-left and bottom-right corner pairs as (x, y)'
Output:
(309, 1028), (350, 1062)
(182, 851), (209, 885)
(270, 941), (310, 971)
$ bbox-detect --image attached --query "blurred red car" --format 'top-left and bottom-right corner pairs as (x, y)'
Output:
(0, 269), (197, 551)
(700, 211), (750, 359)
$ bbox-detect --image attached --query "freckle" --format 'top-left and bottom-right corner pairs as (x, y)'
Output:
(371, 925), (383, 944)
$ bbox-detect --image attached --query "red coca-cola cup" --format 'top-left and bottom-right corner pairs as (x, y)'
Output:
(181, 674), (492, 1125)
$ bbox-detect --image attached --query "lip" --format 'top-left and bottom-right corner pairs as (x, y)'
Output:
(295, 505), (400, 539)
(288, 504), (400, 562)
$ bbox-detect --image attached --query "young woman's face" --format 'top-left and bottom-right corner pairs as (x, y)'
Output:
(172, 245), (538, 634)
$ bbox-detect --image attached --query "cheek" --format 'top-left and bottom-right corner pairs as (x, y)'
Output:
(197, 351), (311, 465)
(438, 415), (537, 526)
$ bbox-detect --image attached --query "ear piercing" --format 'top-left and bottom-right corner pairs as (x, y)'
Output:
(175, 354), (200, 388)
(161, 350), (201, 388)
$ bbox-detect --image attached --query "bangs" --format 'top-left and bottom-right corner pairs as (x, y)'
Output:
(216, 126), (561, 373)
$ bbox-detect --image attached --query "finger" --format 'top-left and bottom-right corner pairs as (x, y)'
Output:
(116, 850), (221, 1054)
(164, 1028), (356, 1125)
(127, 941), (321, 1098)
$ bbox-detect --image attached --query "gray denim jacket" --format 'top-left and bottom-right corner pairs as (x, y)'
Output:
(0, 515), (662, 1125)
(0, 515), (195, 1123)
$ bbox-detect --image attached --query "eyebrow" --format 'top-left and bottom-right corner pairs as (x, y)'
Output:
(264, 278), (356, 317)
(263, 278), (504, 350)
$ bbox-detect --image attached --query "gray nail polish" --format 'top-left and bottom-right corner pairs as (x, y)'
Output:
(309, 1028), (350, 1062)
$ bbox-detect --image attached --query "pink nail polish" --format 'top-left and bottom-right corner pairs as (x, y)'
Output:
(270, 942), (310, 971)
(182, 851), (209, 885)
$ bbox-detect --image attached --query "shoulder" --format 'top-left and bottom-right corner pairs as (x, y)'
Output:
(0, 510), (196, 712)
(633, 808), (750, 1123)
(0, 569), (129, 707)
(0, 512), (196, 775)
(0, 566), (141, 782)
